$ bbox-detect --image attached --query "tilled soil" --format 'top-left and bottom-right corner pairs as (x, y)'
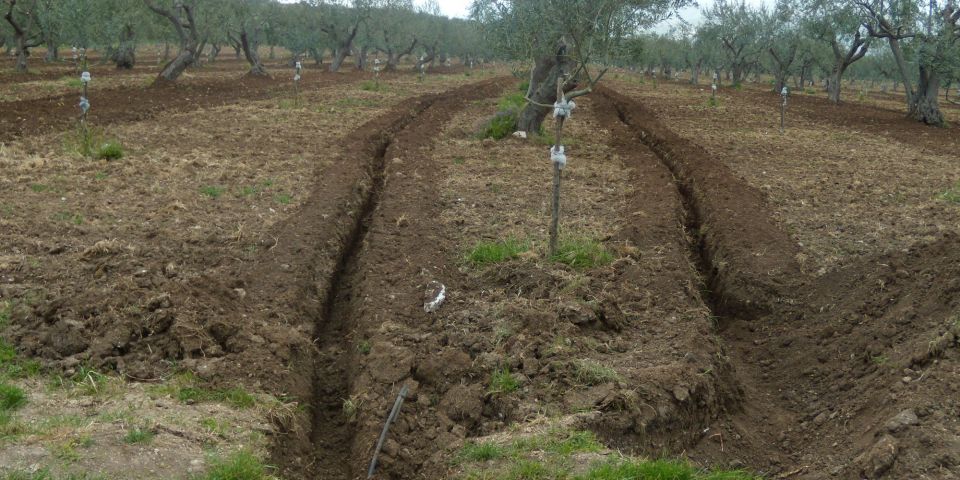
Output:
(2, 66), (959, 480)
(601, 85), (960, 479)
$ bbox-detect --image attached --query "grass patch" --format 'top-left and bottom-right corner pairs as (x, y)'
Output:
(52, 211), (84, 225)
(460, 441), (508, 462)
(0, 337), (38, 380)
(30, 184), (48, 193)
(457, 428), (760, 480)
(360, 80), (384, 92)
(65, 126), (121, 159)
(468, 238), (529, 266)
(489, 367), (519, 395)
(0, 383), (27, 411)
(96, 140), (124, 160)
(200, 417), (230, 438)
(577, 458), (761, 480)
(480, 109), (518, 140)
(571, 359), (622, 386)
(150, 372), (258, 409)
(193, 450), (276, 480)
(550, 239), (613, 269)
(123, 426), (154, 444)
(940, 181), (960, 204)
(498, 92), (526, 111)
(274, 193), (292, 205)
(200, 185), (226, 199)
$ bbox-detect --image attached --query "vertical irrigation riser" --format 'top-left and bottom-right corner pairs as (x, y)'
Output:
(79, 71), (91, 133)
(548, 79), (576, 256)
(294, 61), (302, 106)
(780, 86), (788, 134)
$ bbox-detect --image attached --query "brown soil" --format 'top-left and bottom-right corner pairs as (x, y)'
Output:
(3, 62), (959, 480)
(599, 82), (960, 479)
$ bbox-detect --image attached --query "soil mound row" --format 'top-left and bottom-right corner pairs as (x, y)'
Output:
(597, 86), (803, 317)
(598, 86), (960, 478)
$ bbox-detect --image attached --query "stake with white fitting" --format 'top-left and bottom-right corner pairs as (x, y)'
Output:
(780, 86), (788, 134)
(549, 74), (575, 257)
(294, 60), (302, 106)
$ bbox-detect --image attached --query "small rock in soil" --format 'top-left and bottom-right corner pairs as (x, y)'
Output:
(883, 409), (919, 433)
(854, 434), (899, 479)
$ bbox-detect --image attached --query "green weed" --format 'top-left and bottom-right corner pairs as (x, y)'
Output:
(30, 184), (48, 193)
(571, 359), (621, 386)
(940, 181), (960, 204)
(96, 140), (124, 160)
(193, 450), (276, 480)
(460, 441), (507, 462)
(360, 80), (384, 92)
(356, 341), (372, 355)
(550, 239), (612, 269)
(480, 110), (518, 140)
(498, 92), (526, 111)
(200, 186), (226, 199)
(489, 367), (519, 394)
(123, 426), (154, 444)
(468, 239), (530, 266)
(0, 383), (27, 411)
(576, 458), (760, 480)
(274, 193), (292, 205)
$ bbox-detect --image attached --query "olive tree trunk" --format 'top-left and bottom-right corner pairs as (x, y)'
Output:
(144, 0), (199, 84)
(240, 27), (268, 77)
(113, 24), (136, 69)
(516, 52), (575, 134)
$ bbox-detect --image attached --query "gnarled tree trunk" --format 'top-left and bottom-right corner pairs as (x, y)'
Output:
(113, 24), (136, 69)
(328, 24), (358, 72)
(516, 49), (576, 134)
(912, 65), (943, 125)
(240, 26), (268, 77)
(145, 0), (199, 84)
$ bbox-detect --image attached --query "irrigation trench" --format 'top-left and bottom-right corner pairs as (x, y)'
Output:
(253, 77), (802, 479)
(259, 77), (940, 479)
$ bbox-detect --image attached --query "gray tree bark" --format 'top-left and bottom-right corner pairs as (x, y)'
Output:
(240, 26), (268, 77)
(145, 0), (199, 83)
(113, 24), (136, 69)
(517, 48), (575, 134)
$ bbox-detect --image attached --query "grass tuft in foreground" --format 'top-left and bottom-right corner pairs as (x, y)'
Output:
(488, 367), (520, 395)
(550, 239), (613, 269)
(468, 238), (530, 266)
(456, 428), (761, 479)
(192, 450), (278, 480)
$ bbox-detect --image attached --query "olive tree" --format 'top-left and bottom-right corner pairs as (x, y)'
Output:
(700, 0), (766, 86)
(801, 0), (871, 103)
(4, 0), (43, 72)
(857, 0), (960, 125)
(472, 0), (687, 134)
(370, 0), (417, 70)
(144, 0), (201, 83)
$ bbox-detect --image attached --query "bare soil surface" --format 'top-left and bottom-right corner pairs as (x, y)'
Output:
(602, 79), (960, 479)
(2, 63), (959, 480)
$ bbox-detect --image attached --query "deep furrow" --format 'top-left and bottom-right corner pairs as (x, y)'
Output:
(305, 100), (437, 479)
